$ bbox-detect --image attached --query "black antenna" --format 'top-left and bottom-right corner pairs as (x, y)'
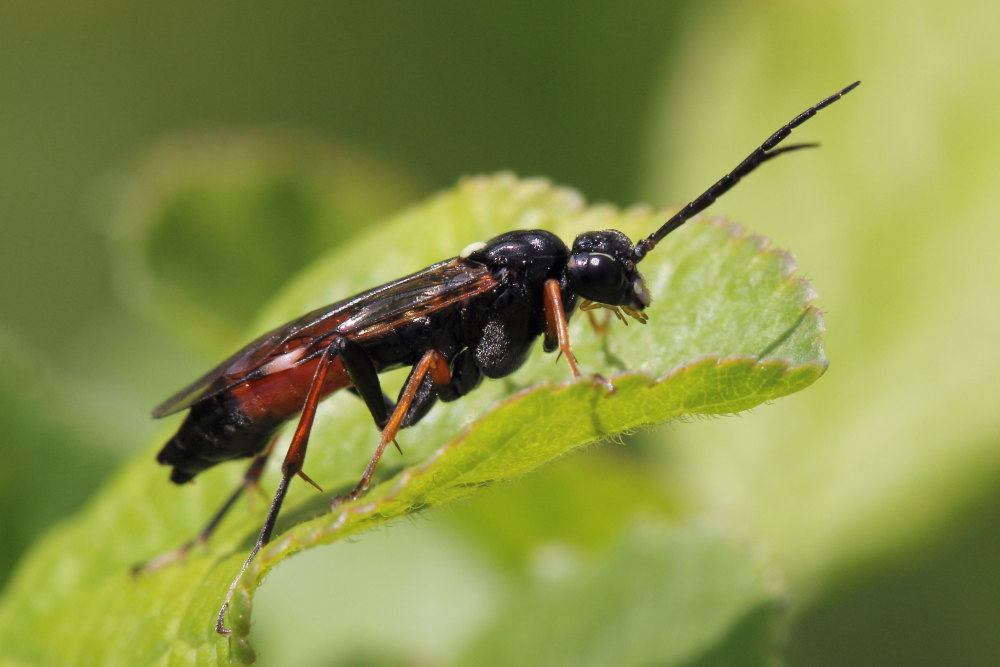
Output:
(633, 80), (860, 262)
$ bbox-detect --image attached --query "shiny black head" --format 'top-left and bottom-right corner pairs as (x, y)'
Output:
(567, 229), (651, 322)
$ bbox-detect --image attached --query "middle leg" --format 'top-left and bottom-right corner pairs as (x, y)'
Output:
(332, 348), (453, 505)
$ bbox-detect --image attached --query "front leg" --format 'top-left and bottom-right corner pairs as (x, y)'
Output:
(543, 278), (615, 392)
(542, 278), (581, 377)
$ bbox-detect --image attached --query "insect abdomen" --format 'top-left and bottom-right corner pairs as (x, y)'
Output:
(157, 356), (354, 484)
(156, 394), (280, 484)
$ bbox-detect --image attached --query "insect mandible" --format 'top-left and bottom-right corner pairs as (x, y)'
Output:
(141, 81), (859, 633)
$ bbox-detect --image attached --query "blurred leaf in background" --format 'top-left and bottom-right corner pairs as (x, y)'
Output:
(1, 0), (998, 665)
(109, 132), (421, 352)
(639, 1), (1000, 664)
(0, 332), (115, 587)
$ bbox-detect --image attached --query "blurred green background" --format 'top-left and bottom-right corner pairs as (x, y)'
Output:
(2, 1), (998, 665)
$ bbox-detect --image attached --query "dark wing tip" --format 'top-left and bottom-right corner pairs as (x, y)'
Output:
(151, 384), (211, 418)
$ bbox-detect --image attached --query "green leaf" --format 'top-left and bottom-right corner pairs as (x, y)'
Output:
(0, 174), (825, 665)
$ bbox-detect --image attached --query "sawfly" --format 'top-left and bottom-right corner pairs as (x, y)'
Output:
(141, 81), (859, 633)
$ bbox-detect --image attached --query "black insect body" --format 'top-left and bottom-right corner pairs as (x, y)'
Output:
(143, 82), (859, 633)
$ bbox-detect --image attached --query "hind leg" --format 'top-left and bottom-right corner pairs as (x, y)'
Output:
(132, 434), (278, 575)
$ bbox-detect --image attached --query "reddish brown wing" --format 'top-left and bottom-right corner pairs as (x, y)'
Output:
(152, 258), (498, 418)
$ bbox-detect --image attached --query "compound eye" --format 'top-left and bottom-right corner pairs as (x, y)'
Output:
(571, 252), (627, 303)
